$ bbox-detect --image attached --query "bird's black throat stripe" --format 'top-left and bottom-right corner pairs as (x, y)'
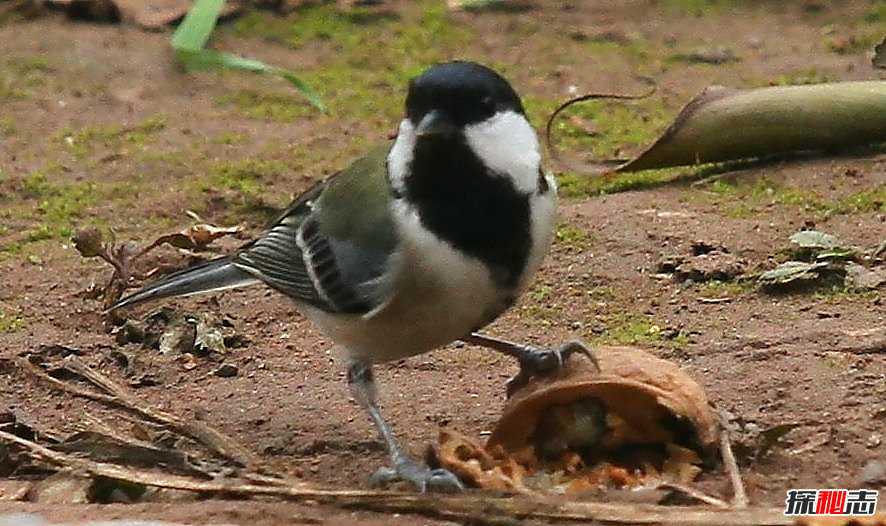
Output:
(404, 134), (532, 289)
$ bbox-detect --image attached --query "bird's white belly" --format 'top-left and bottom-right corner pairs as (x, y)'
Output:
(302, 250), (505, 363)
(301, 203), (509, 363)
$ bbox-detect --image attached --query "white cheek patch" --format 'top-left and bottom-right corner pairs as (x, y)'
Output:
(387, 119), (415, 196)
(463, 111), (541, 194)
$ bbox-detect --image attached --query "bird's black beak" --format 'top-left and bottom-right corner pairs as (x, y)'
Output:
(416, 110), (456, 138)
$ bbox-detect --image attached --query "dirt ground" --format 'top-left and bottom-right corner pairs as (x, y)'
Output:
(1, 0), (885, 523)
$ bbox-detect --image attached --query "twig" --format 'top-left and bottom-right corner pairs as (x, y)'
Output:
(19, 357), (257, 469)
(544, 79), (657, 175)
(719, 415), (749, 509)
(658, 482), (730, 508)
(0, 430), (790, 526)
(698, 297), (733, 304)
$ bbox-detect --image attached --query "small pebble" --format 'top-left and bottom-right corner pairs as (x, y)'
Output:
(214, 363), (238, 378)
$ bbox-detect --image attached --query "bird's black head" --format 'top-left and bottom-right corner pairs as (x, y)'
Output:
(405, 61), (525, 136)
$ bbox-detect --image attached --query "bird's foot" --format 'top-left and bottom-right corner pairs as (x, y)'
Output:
(507, 340), (599, 397)
(369, 457), (464, 493)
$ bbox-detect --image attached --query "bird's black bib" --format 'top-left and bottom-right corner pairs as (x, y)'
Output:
(404, 135), (532, 289)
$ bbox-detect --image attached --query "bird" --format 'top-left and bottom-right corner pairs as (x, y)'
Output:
(110, 61), (595, 492)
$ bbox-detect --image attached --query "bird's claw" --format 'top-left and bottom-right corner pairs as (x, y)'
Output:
(369, 458), (464, 493)
(506, 340), (599, 398)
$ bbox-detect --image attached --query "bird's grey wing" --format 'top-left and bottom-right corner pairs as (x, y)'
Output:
(232, 144), (397, 315)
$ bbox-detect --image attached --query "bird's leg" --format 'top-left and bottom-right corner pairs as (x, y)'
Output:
(347, 361), (463, 493)
(462, 333), (599, 398)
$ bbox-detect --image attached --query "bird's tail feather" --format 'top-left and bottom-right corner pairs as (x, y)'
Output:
(110, 257), (259, 311)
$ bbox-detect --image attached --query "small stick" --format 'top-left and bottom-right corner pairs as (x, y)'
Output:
(658, 482), (730, 508)
(19, 357), (257, 469)
(719, 416), (749, 509)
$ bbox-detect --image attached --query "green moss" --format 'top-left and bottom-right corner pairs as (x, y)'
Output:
(831, 184), (886, 214)
(58, 114), (167, 159)
(528, 283), (553, 303)
(865, 3), (886, 23)
(0, 241), (23, 259)
(8, 167), (103, 242)
(190, 158), (292, 223)
(554, 224), (592, 250)
(212, 131), (249, 145)
(813, 287), (879, 303)
(0, 55), (54, 101)
(0, 308), (24, 333)
(8, 56), (51, 74)
(659, 0), (742, 16)
(770, 68), (837, 86)
(0, 74), (28, 101)
(0, 116), (15, 136)
(593, 313), (664, 346)
(551, 99), (672, 159)
(698, 280), (751, 298)
(706, 178), (885, 218)
(704, 177), (828, 217)
(226, 1), (471, 123)
(216, 90), (312, 122)
(207, 158), (289, 193)
(556, 167), (694, 199)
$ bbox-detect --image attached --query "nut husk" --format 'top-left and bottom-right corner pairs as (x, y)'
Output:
(487, 346), (719, 456)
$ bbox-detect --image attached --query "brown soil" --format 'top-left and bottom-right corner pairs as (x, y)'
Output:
(1, 0), (884, 524)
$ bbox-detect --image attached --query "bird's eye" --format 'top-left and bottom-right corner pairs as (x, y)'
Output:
(481, 96), (495, 111)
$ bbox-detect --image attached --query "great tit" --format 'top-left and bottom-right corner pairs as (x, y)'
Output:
(111, 61), (594, 492)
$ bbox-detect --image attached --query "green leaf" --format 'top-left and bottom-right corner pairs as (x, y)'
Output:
(758, 261), (829, 285)
(171, 0), (225, 52)
(815, 248), (856, 261)
(170, 0), (324, 112)
(176, 49), (325, 111)
(789, 230), (839, 250)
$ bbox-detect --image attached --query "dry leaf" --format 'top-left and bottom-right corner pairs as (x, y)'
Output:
(148, 223), (243, 252)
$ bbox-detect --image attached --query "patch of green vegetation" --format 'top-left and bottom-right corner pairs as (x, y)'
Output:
(0, 74), (28, 101)
(555, 224), (591, 250)
(0, 116), (16, 136)
(206, 158), (289, 195)
(212, 131), (249, 145)
(8, 167), (103, 242)
(706, 178), (885, 218)
(0, 55), (53, 101)
(58, 114), (167, 159)
(770, 68), (837, 86)
(541, 95), (681, 199)
(227, 2), (471, 122)
(8, 56), (52, 74)
(593, 313), (665, 346)
(0, 308), (24, 333)
(864, 3), (886, 23)
(552, 99), (672, 159)
(582, 35), (651, 63)
(556, 167), (692, 199)
(31, 183), (99, 239)
(659, 0), (742, 16)
(528, 283), (553, 303)
(831, 184), (886, 214)
(0, 241), (22, 259)
(813, 287), (879, 303)
(191, 158), (291, 222)
(704, 177), (828, 217)
(216, 90), (312, 122)
(698, 279), (751, 298)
